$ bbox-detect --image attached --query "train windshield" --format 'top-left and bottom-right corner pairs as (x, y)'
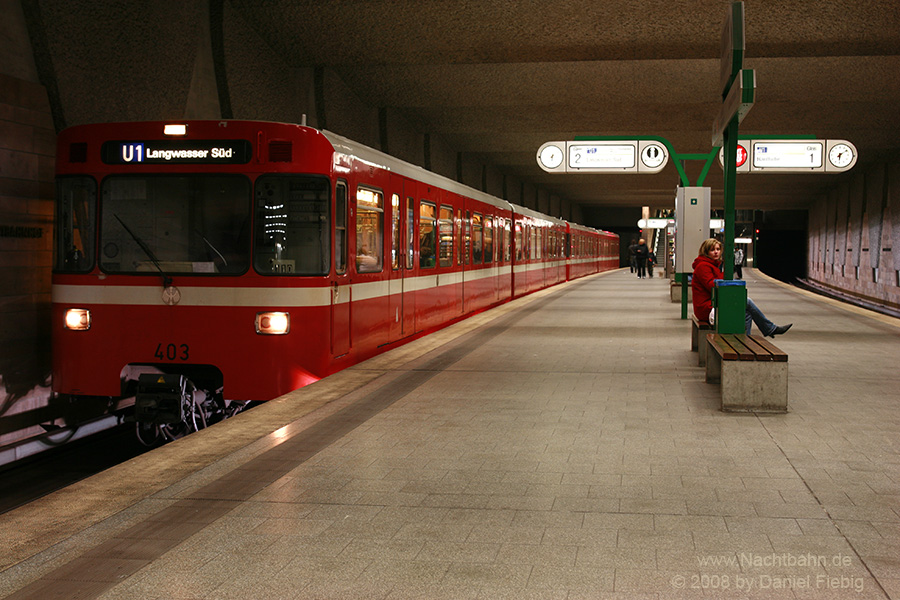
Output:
(98, 175), (251, 275)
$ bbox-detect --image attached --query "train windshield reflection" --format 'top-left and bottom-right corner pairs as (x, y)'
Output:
(99, 175), (251, 275)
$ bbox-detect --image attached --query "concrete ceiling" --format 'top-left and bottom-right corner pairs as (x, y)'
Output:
(232, 0), (900, 212)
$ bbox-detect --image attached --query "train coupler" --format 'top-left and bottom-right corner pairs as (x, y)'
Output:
(135, 374), (191, 425)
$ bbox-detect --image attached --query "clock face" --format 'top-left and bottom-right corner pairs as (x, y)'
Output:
(829, 143), (853, 168)
(539, 145), (563, 169)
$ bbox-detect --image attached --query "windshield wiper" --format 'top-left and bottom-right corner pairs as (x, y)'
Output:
(195, 229), (227, 267)
(113, 213), (172, 288)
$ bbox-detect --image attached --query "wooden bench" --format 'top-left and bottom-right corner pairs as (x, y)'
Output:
(705, 333), (788, 412)
(691, 315), (714, 366)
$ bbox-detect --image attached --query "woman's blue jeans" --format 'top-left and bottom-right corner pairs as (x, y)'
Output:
(745, 297), (776, 336)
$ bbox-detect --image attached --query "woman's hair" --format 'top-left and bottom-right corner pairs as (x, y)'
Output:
(699, 238), (722, 258)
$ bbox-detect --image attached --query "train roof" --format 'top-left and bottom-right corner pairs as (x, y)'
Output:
(321, 129), (515, 214)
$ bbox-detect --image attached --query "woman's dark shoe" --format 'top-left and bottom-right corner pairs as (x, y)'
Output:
(767, 323), (792, 338)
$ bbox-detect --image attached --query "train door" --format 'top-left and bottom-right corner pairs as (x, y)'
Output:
(387, 175), (411, 342)
(388, 189), (402, 342)
(403, 195), (417, 335)
(332, 180), (351, 357)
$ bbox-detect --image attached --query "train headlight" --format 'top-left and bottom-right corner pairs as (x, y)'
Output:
(163, 123), (187, 136)
(65, 308), (91, 331)
(256, 312), (290, 335)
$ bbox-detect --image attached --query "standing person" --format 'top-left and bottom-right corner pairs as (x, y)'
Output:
(733, 246), (744, 279)
(628, 238), (638, 273)
(647, 249), (656, 278)
(634, 238), (649, 279)
(691, 238), (792, 337)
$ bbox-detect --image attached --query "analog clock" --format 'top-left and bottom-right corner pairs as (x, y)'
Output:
(538, 145), (563, 170)
(828, 143), (853, 168)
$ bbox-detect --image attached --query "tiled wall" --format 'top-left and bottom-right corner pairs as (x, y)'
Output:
(0, 72), (55, 400)
(807, 161), (900, 311)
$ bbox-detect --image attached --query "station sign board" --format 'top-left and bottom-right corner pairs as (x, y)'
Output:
(537, 140), (669, 174)
(712, 69), (755, 147)
(720, 2), (745, 95)
(717, 139), (857, 173)
(636, 218), (725, 229)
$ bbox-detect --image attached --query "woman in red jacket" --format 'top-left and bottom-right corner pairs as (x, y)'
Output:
(691, 238), (792, 337)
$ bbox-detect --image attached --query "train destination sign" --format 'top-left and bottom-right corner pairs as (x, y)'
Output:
(102, 140), (252, 165)
(717, 139), (857, 173)
(537, 140), (669, 174)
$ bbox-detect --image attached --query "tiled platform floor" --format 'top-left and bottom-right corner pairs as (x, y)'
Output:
(2, 268), (899, 599)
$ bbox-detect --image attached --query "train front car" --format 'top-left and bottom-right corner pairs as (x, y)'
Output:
(52, 121), (337, 441)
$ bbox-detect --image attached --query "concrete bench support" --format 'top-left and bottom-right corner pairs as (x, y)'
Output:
(691, 316), (714, 366)
(705, 333), (788, 413)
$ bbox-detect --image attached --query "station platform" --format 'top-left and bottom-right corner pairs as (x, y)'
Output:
(2, 268), (899, 600)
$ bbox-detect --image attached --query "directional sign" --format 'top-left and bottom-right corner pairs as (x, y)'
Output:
(717, 139), (858, 173)
(570, 143), (635, 170)
(720, 2), (745, 95)
(537, 140), (669, 173)
(712, 69), (755, 147)
(637, 218), (674, 228)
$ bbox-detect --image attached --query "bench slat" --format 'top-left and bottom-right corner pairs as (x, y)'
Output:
(721, 334), (756, 360)
(691, 315), (712, 328)
(706, 333), (788, 362)
(707, 333), (738, 360)
(747, 335), (789, 362)
(735, 335), (776, 361)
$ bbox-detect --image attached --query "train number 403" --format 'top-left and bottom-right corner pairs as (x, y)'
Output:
(155, 343), (189, 361)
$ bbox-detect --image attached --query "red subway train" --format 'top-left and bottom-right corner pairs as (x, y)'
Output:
(52, 120), (618, 441)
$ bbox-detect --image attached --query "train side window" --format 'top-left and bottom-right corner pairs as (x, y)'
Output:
(455, 209), (462, 265)
(515, 222), (524, 261)
(484, 216), (493, 264)
(406, 197), (415, 269)
(472, 213), (483, 264)
(335, 181), (347, 274)
(464, 211), (471, 265)
(439, 205), (453, 267)
(419, 202), (437, 268)
(55, 176), (97, 273)
(504, 219), (512, 262)
(254, 175), (330, 275)
(355, 187), (383, 273)
(391, 194), (400, 270)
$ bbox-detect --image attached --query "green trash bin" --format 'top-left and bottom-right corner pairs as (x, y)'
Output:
(713, 279), (746, 335)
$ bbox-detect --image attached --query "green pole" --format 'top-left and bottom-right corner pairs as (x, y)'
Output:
(722, 117), (737, 282)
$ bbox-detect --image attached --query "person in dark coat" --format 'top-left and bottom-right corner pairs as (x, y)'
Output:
(634, 238), (649, 278)
(628, 238), (638, 273)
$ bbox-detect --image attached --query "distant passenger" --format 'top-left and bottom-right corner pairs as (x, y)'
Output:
(692, 238), (791, 337)
(634, 238), (649, 279)
(647, 249), (656, 278)
(733, 247), (744, 279)
(628, 238), (638, 273)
